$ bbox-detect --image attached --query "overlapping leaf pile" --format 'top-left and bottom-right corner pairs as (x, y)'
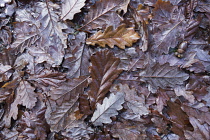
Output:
(0, 0), (209, 139)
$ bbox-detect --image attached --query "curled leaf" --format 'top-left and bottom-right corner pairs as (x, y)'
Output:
(86, 24), (140, 49)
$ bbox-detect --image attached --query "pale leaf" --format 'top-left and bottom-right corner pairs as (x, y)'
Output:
(61, 0), (85, 20)
(91, 92), (124, 126)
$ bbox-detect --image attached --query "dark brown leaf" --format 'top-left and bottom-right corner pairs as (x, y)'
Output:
(88, 50), (122, 109)
(167, 101), (193, 138)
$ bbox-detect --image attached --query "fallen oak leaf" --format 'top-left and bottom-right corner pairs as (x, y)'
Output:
(91, 92), (124, 126)
(61, 0), (86, 20)
(86, 24), (140, 49)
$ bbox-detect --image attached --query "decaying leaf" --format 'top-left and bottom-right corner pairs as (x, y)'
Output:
(61, 0), (85, 20)
(16, 80), (37, 109)
(28, 69), (66, 88)
(61, 120), (94, 139)
(111, 121), (147, 140)
(86, 24), (140, 49)
(4, 80), (37, 127)
(91, 92), (124, 126)
(0, 0), (209, 139)
(0, 128), (19, 140)
(12, 1), (67, 66)
(0, 63), (12, 82)
(167, 101), (193, 138)
(10, 22), (39, 54)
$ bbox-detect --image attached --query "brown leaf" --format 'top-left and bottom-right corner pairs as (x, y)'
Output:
(86, 24), (140, 49)
(156, 89), (170, 113)
(88, 50), (122, 109)
(28, 69), (66, 88)
(0, 88), (11, 103)
(49, 76), (88, 105)
(111, 121), (147, 140)
(63, 32), (90, 78)
(17, 106), (48, 140)
(139, 62), (189, 93)
(184, 117), (210, 140)
(182, 104), (210, 125)
(80, 0), (123, 30)
(167, 101), (193, 138)
(151, 0), (185, 54)
(79, 93), (92, 115)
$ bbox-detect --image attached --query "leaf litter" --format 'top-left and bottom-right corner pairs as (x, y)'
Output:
(0, 0), (209, 139)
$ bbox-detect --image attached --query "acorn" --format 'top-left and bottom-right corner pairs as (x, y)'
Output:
(178, 41), (188, 53)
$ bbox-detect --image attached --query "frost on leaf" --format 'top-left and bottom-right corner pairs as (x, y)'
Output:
(0, 63), (12, 82)
(139, 62), (189, 93)
(91, 92), (124, 126)
(15, 80), (37, 109)
(86, 24), (140, 49)
(61, 0), (85, 20)
(88, 50), (122, 110)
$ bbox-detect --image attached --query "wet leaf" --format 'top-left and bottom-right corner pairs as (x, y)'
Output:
(88, 50), (122, 109)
